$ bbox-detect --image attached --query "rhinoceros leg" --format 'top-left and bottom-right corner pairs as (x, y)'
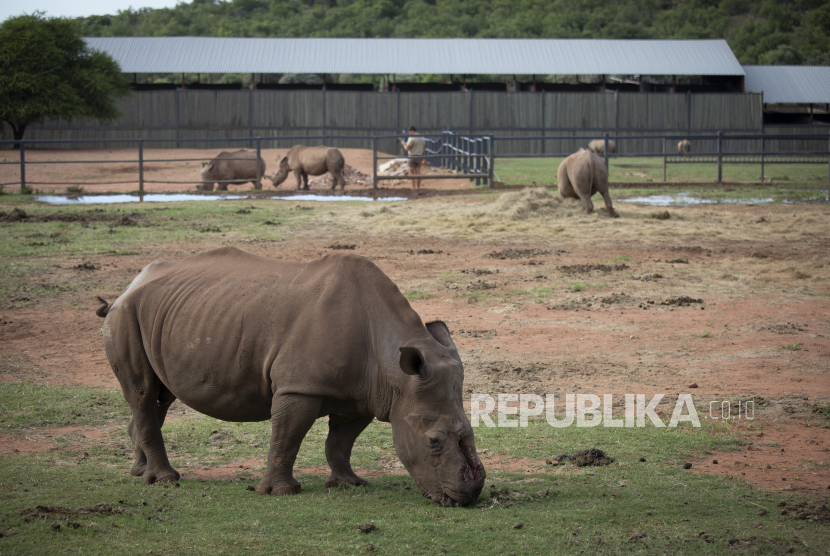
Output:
(600, 191), (619, 218)
(256, 394), (323, 496)
(293, 169), (304, 190)
(324, 414), (373, 488)
(120, 374), (180, 484)
(127, 383), (177, 477)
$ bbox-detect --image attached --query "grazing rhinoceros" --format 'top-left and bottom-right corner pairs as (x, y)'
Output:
(587, 139), (616, 155)
(269, 145), (346, 190)
(677, 139), (692, 154)
(96, 247), (485, 507)
(199, 150), (266, 191)
(557, 148), (618, 217)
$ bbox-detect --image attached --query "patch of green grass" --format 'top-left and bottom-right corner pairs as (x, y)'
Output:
(0, 382), (129, 432)
(779, 343), (803, 351)
(531, 284), (557, 298)
(497, 156), (829, 188)
(1, 384), (827, 554)
(695, 332), (712, 338)
(404, 290), (435, 300)
(1, 415), (826, 555)
(568, 282), (586, 292)
(65, 185), (85, 194)
(605, 255), (631, 263)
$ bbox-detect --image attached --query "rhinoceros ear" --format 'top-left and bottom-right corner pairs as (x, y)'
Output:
(426, 321), (460, 361)
(400, 345), (427, 376)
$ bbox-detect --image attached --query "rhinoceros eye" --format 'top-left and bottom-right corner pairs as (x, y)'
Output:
(429, 436), (442, 454)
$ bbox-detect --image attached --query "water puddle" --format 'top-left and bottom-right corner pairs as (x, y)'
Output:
(35, 193), (408, 205)
(273, 194), (408, 202)
(620, 192), (774, 206)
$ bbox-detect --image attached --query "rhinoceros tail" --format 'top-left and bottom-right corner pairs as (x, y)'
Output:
(95, 296), (110, 318)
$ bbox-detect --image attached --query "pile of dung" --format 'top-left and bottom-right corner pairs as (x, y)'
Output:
(487, 188), (567, 221)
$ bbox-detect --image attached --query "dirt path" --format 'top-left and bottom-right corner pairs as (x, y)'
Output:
(1, 191), (828, 497)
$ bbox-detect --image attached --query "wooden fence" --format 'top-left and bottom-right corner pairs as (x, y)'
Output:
(4, 89), (825, 155)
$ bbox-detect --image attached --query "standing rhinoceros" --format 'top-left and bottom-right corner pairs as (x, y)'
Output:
(557, 148), (618, 217)
(677, 139), (692, 154)
(269, 145), (346, 190)
(587, 139), (616, 154)
(96, 247), (485, 507)
(199, 150), (266, 191)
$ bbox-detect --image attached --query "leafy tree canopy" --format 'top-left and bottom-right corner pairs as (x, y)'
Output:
(75, 0), (830, 66)
(0, 13), (131, 143)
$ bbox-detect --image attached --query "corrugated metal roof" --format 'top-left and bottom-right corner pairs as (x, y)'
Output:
(83, 37), (745, 76)
(743, 65), (830, 104)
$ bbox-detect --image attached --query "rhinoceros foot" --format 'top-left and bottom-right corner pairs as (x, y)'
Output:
(324, 472), (368, 489)
(255, 477), (302, 496)
(140, 466), (180, 485)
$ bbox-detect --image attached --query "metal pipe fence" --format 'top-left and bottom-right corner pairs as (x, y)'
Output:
(1, 130), (828, 192)
(490, 131), (830, 184)
(370, 132), (494, 188)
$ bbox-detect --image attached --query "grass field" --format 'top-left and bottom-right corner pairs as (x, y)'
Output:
(1, 188), (828, 555)
(2, 383), (827, 555)
(496, 156), (830, 188)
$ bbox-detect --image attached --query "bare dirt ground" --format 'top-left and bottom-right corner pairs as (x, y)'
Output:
(1, 176), (829, 498)
(0, 148), (476, 193)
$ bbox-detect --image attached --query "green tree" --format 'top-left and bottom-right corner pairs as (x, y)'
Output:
(0, 13), (130, 147)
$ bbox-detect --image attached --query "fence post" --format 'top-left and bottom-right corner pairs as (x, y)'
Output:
(663, 137), (667, 182)
(686, 90), (692, 136)
(469, 90), (474, 136)
(717, 130), (723, 185)
(138, 140), (144, 194)
(19, 141), (26, 193)
(761, 128), (767, 183)
(322, 88), (327, 145)
(475, 138), (482, 186)
(255, 137), (262, 190)
(249, 88), (254, 149)
(827, 130), (829, 184)
(540, 92), (546, 155)
(603, 132), (610, 171)
(395, 89), (411, 136)
(175, 88), (180, 149)
(462, 136), (469, 176)
(488, 135), (495, 188)
(372, 137), (378, 189)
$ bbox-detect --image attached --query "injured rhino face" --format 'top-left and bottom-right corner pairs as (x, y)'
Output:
(390, 322), (486, 507)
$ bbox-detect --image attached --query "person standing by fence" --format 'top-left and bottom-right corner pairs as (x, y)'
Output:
(401, 126), (426, 189)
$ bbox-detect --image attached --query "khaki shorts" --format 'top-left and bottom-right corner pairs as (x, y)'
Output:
(407, 157), (422, 168)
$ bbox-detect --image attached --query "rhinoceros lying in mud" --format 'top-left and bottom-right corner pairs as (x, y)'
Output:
(199, 150), (266, 191)
(557, 148), (618, 217)
(587, 139), (616, 154)
(96, 247), (484, 507)
(269, 145), (346, 190)
(677, 139), (692, 154)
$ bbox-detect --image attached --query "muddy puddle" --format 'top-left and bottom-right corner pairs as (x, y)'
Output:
(35, 194), (248, 205)
(620, 192), (774, 206)
(36, 193), (408, 205)
(620, 190), (829, 206)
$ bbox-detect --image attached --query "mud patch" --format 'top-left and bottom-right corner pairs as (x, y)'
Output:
(779, 501), (830, 522)
(0, 208), (141, 225)
(661, 296), (703, 306)
(559, 263), (630, 275)
(548, 448), (615, 467)
(486, 248), (550, 260)
(763, 323), (807, 334)
(326, 243), (356, 250)
(21, 503), (130, 522)
(669, 246), (710, 254)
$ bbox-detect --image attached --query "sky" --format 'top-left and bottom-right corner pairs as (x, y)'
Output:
(2, 0), (182, 22)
